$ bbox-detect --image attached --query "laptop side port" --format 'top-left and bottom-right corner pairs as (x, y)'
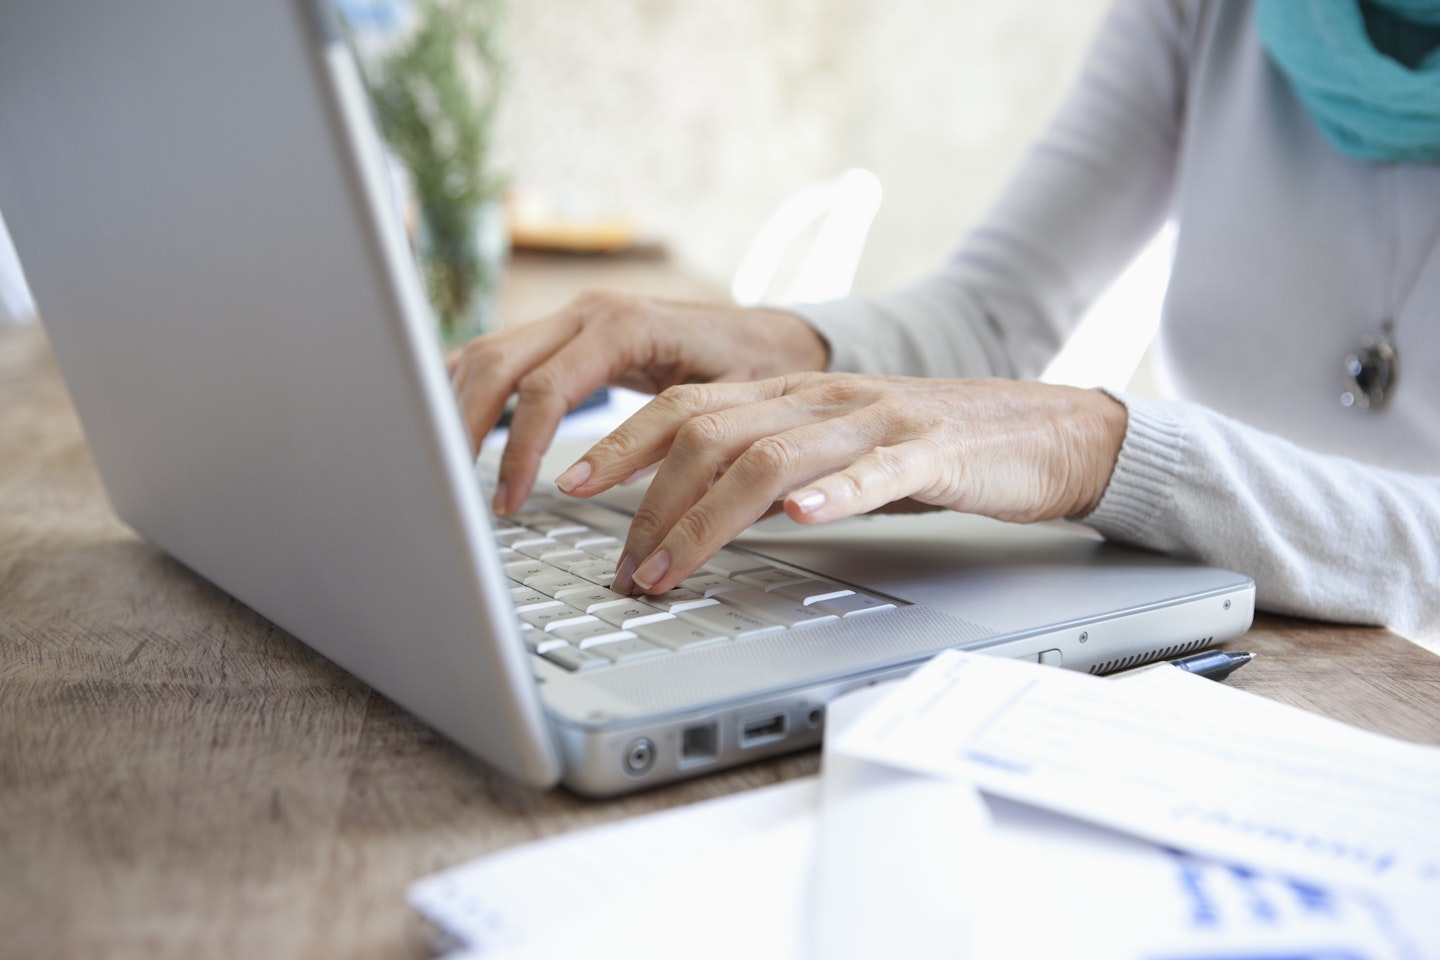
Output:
(740, 713), (787, 748)
(680, 721), (720, 766)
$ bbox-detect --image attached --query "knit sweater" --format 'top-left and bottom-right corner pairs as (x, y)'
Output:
(792, 0), (1440, 641)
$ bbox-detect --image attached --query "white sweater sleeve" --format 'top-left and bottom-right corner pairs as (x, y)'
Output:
(791, 0), (1190, 379)
(785, 0), (1440, 640)
(1089, 395), (1440, 641)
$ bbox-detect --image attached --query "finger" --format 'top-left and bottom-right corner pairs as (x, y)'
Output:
(556, 380), (790, 501)
(608, 385), (804, 592)
(492, 318), (680, 514)
(452, 316), (582, 449)
(613, 379), (856, 560)
(625, 409), (887, 594)
(783, 438), (946, 524)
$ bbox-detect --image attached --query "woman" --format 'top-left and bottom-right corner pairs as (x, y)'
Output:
(449, 0), (1440, 641)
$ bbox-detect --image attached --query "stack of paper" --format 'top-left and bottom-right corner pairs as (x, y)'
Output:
(410, 651), (1440, 959)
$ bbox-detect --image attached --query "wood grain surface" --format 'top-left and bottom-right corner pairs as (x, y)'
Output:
(3, 255), (1438, 959)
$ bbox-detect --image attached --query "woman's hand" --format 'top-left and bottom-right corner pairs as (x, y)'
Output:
(448, 291), (829, 515)
(550, 373), (1128, 595)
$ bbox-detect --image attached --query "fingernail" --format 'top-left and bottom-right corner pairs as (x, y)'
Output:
(555, 460), (591, 493)
(612, 553), (638, 594)
(491, 482), (510, 517)
(790, 489), (827, 515)
(631, 549), (670, 592)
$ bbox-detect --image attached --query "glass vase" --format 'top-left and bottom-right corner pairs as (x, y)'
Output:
(415, 197), (508, 350)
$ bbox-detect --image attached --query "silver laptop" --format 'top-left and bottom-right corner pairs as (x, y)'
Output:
(0, 0), (1254, 796)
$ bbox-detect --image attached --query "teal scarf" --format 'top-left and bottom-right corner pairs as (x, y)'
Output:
(1255, 0), (1440, 162)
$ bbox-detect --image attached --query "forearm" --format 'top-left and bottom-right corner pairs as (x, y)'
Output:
(1087, 394), (1440, 641)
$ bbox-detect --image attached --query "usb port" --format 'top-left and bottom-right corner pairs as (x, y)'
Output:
(740, 713), (787, 747)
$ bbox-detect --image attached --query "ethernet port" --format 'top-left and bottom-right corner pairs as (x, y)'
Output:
(680, 722), (719, 765)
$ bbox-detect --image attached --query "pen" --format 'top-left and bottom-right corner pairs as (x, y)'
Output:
(1110, 649), (1255, 682)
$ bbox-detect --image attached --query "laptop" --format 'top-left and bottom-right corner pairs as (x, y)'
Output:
(0, 0), (1254, 796)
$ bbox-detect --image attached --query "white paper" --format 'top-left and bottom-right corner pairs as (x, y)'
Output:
(411, 675), (1432, 959)
(413, 776), (1423, 960)
(473, 801), (818, 960)
(834, 649), (1440, 901)
(967, 798), (1425, 960)
(807, 686), (990, 960)
(408, 776), (817, 956)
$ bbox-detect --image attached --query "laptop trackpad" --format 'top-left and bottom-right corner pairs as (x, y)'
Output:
(735, 510), (1232, 636)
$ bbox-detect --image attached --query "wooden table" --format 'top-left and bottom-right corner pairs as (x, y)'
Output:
(4, 253), (1439, 959)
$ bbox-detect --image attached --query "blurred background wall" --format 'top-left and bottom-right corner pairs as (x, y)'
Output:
(6, 0), (1147, 380)
(493, 0), (1113, 295)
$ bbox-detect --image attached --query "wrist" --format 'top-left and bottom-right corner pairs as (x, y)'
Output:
(754, 308), (831, 373)
(1069, 389), (1129, 519)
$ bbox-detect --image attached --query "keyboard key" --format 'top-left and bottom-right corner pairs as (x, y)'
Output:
(587, 637), (669, 664)
(550, 553), (615, 574)
(699, 552), (772, 577)
(569, 559), (619, 585)
(511, 510), (566, 528)
(524, 632), (569, 655)
(771, 579), (856, 605)
(546, 502), (631, 531)
(511, 537), (558, 555)
(552, 584), (631, 612)
(714, 588), (839, 628)
(519, 605), (596, 632)
(644, 586), (718, 613)
(543, 646), (610, 671)
(578, 536), (623, 556)
(680, 573), (744, 597)
(634, 618), (729, 651)
(552, 530), (612, 549)
(508, 534), (558, 552)
(592, 601), (675, 630)
(523, 572), (594, 597)
(527, 519), (589, 537)
(813, 592), (897, 617)
(733, 568), (814, 591)
(551, 621), (637, 647)
(517, 543), (588, 564)
(504, 559), (551, 582)
(510, 588), (562, 611)
(678, 603), (786, 639)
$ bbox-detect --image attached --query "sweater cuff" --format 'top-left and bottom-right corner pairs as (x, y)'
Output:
(783, 299), (888, 374)
(1085, 392), (1187, 546)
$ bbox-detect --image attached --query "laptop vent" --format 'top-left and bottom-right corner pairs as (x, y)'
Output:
(1086, 635), (1210, 675)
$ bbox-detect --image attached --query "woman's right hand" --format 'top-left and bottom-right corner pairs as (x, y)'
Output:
(448, 290), (830, 515)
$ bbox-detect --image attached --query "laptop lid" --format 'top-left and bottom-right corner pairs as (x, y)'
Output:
(0, 0), (562, 786)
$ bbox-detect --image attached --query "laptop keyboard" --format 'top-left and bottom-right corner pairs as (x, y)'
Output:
(496, 492), (899, 672)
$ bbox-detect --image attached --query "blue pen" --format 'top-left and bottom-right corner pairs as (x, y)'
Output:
(1111, 649), (1255, 682)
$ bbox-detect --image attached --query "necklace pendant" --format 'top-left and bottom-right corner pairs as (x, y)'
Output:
(1341, 320), (1399, 410)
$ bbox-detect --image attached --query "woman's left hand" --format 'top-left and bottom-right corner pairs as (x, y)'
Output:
(552, 372), (1128, 595)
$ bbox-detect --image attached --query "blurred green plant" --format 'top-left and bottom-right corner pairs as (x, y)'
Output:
(359, 0), (507, 343)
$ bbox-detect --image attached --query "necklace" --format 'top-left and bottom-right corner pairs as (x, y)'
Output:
(1341, 169), (1440, 410)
